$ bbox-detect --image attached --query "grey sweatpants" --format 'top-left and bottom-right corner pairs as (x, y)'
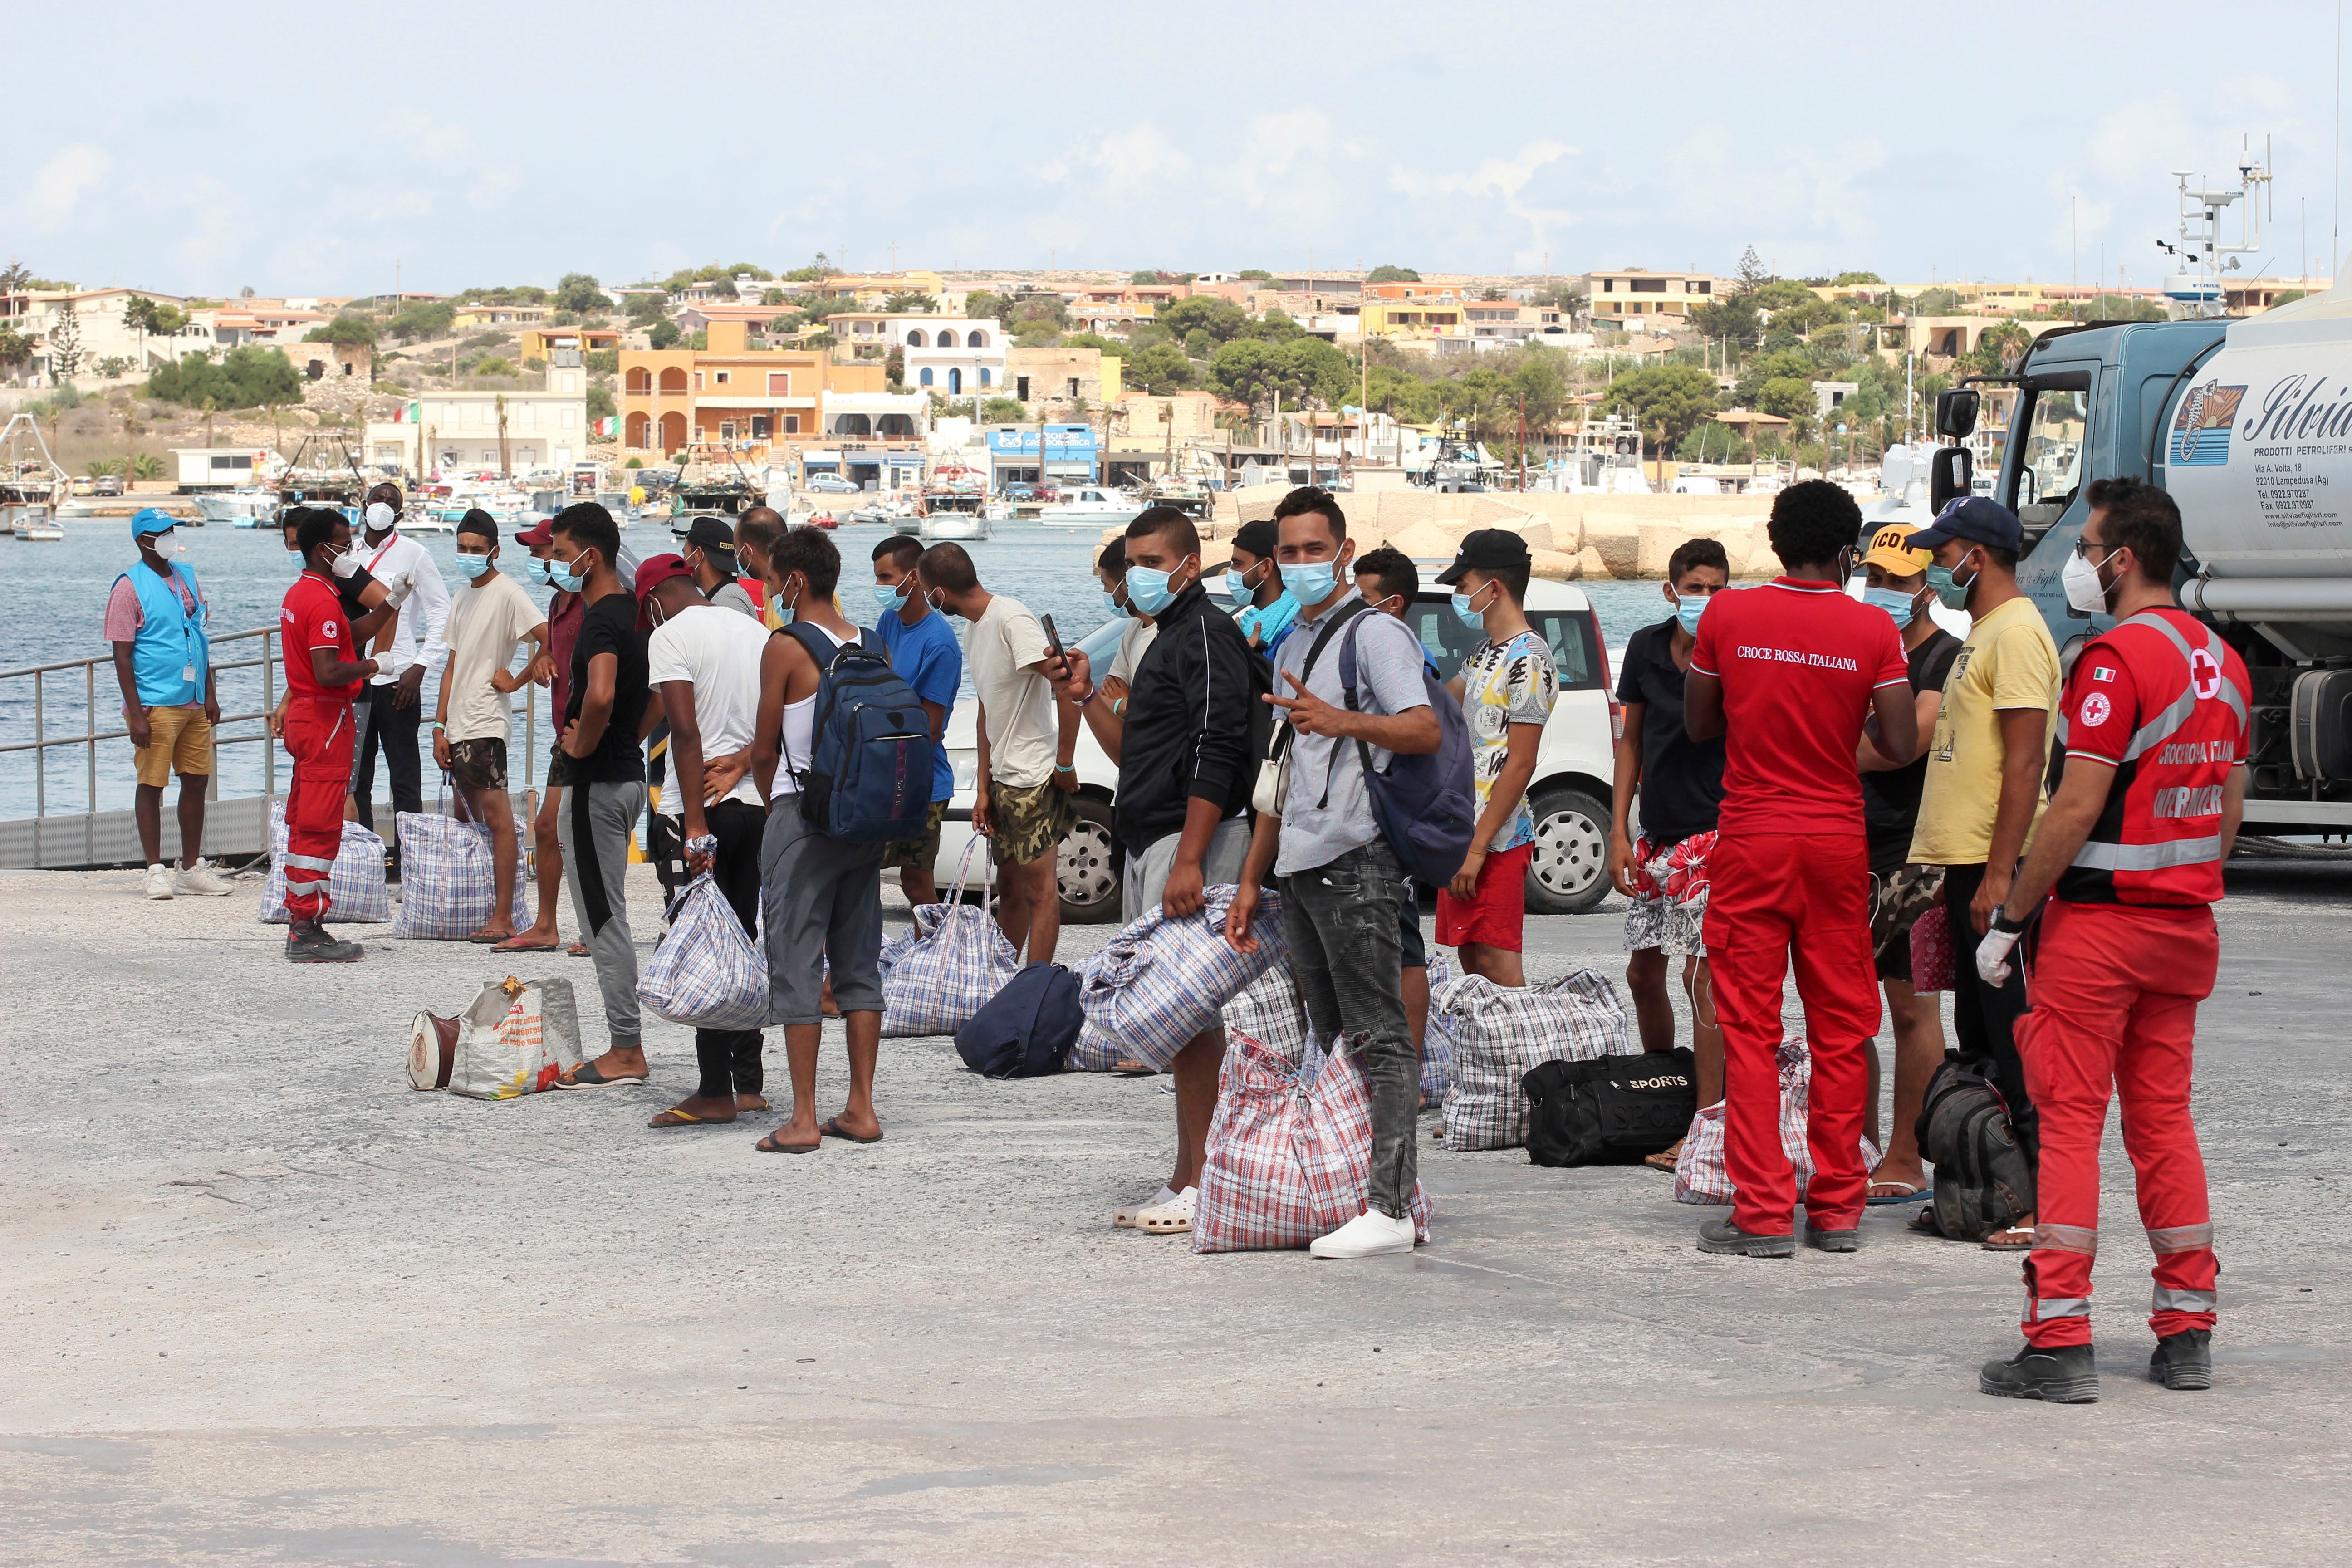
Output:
(760, 799), (886, 1027)
(560, 777), (647, 1049)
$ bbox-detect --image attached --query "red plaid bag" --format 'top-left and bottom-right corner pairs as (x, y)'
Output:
(1194, 1031), (1433, 1252)
(1672, 1100), (1731, 1204)
(1676, 1043), (1881, 1205)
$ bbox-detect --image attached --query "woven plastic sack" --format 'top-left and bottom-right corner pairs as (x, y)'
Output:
(1069, 1017), (1127, 1073)
(257, 800), (389, 924)
(446, 975), (584, 1100)
(1778, 1037), (1883, 1195)
(638, 873), (766, 1030)
(1437, 970), (1633, 1151)
(877, 839), (1019, 1037)
(391, 809), (532, 940)
(1419, 950), (1456, 1106)
(1222, 965), (1313, 1065)
(1671, 1040), (1881, 1205)
(1193, 1029), (1433, 1253)
(1078, 884), (1286, 1072)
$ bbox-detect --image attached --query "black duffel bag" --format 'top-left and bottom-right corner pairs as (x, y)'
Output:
(1523, 1048), (1697, 1167)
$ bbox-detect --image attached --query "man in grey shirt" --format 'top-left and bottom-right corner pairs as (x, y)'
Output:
(1225, 486), (1440, 1261)
(676, 513), (761, 618)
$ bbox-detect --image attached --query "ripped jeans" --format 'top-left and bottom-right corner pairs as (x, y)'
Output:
(1280, 839), (1417, 1218)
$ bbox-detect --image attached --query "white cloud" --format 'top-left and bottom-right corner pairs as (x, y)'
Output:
(23, 143), (109, 230)
(1390, 140), (1577, 257)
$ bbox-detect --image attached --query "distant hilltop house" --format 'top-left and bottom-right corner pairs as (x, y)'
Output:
(364, 354), (590, 475)
(1588, 268), (1725, 328)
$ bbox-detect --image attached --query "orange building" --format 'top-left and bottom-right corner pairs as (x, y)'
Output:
(617, 320), (884, 459)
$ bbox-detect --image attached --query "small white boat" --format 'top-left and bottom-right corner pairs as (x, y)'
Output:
(197, 488), (281, 528)
(1033, 486), (1138, 529)
(54, 497), (99, 519)
(919, 508), (991, 542)
(8, 503), (64, 540)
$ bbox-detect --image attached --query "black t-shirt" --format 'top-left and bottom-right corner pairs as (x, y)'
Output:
(1862, 626), (1962, 872)
(1616, 616), (1725, 847)
(565, 589), (650, 784)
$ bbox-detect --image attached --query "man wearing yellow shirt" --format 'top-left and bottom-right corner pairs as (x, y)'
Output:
(1907, 498), (2060, 1250)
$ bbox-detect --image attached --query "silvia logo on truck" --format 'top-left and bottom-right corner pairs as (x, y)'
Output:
(2170, 378), (2248, 467)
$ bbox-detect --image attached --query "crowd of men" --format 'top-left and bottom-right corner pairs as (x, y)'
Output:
(111, 470), (2248, 1398)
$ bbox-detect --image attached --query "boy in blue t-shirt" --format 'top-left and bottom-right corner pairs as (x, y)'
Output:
(870, 534), (962, 905)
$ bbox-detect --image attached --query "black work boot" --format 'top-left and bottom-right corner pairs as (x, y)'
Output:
(287, 919), (365, 963)
(1979, 1341), (2099, 1403)
(1804, 1221), (1859, 1253)
(2150, 1329), (2213, 1391)
(1696, 1218), (1794, 1258)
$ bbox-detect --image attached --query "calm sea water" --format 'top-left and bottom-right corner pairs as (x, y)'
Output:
(0, 517), (1678, 821)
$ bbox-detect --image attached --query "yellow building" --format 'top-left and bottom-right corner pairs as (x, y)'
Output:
(1588, 268), (1722, 322)
(451, 302), (554, 329)
(618, 321), (883, 458)
(793, 270), (947, 306)
(1355, 299), (1467, 342)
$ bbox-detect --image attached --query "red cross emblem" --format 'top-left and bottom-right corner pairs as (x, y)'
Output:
(2190, 647), (2222, 700)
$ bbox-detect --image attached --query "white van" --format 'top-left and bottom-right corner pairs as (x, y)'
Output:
(932, 576), (1620, 921)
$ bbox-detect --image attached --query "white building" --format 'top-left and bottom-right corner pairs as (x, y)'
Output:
(895, 317), (1005, 398)
(2, 288), (199, 382)
(365, 368), (588, 475)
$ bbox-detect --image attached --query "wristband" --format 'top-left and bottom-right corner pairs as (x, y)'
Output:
(1076, 684), (1098, 708)
(1055, 763), (1075, 774)
(431, 721), (446, 732)
(1990, 907), (2029, 935)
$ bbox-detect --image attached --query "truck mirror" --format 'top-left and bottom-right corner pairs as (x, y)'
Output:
(1935, 388), (1980, 438)
(1929, 446), (1972, 511)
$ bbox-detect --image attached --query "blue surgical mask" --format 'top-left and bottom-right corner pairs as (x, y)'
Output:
(1125, 564), (1177, 616)
(874, 580), (910, 612)
(1238, 591), (1300, 644)
(287, 547), (304, 573)
(1674, 594), (1708, 636)
(1927, 555), (1975, 611)
(524, 557), (552, 587)
(1451, 592), (1488, 632)
(454, 552), (491, 580)
(1865, 586), (1920, 628)
(549, 550), (589, 594)
(1280, 560), (1338, 605)
(1101, 586), (1124, 615)
(1226, 566), (1259, 603)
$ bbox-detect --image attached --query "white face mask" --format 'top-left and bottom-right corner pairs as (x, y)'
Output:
(364, 501), (397, 533)
(2062, 544), (2118, 616)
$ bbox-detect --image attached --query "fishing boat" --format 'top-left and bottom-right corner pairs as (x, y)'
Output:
(916, 463), (991, 541)
(8, 505), (64, 540)
(1, 414), (69, 538)
(197, 487), (282, 528)
(1033, 485), (1138, 529)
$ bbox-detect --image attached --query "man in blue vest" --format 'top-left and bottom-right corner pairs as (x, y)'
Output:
(107, 508), (230, 899)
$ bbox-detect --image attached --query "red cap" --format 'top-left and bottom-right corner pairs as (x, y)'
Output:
(632, 553), (694, 628)
(514, 518), (554, 547)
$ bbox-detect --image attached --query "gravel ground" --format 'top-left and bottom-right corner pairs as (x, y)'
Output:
(2, 859), (2347, 1566)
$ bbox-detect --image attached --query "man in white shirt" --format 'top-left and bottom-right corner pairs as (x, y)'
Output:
(640, 554), (774, 1129)
(351, 483), (450, 860)
(916, 541), (1079, 965)
(431, 510), (547, 943)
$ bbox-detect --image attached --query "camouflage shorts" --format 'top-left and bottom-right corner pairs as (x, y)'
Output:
(881, 799), (948, 872)
(448, 737), (508, 793)
(985, 779), (1074, 868)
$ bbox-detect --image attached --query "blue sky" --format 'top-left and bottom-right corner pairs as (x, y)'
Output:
(13, 0), (2347, 296)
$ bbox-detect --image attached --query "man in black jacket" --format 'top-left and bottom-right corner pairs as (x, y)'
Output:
(1056, 505), (1266, 1235)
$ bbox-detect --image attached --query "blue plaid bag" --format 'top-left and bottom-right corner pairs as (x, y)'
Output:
(1077, 884), (1287, 1072)
(877, 838), (1020, 1038)
(638, 872), (767, 1030)
(390, 809), (532, 941)
(258, 800), (390, 924)
(1421, 950), (1456, 1105)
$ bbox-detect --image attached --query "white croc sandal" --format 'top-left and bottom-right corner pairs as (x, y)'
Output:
(1137, 1186), (1198, 1235)
(1115, 1186), (1179, 1229)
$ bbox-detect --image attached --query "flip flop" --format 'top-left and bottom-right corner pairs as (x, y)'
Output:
(755, 1130), (821, 1154)
(818, 1115), (882, 1144)
(1112, 1061), (1156, 1077)
(1909, 1208), (1946, 1238)
(492, 935), (559, 952)
(466, 931), (517, 945)
(555, 1061), (649, 1090)
(1866, 1179), (1933, 1205)
(737, 1096), (773, 1113)
(648, 1106), (731, 1128)
(1644, 1137), (1685, 1173)
(567, 942), (591, 958)
(1981, 1223), (2036, 1251)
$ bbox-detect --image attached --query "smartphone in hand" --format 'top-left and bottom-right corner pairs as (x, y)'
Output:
(1040, 613), (1064, 661)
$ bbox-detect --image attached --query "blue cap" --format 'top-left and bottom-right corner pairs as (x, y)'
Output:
(131, 507), (176, 540)
(1909, 495), (2022, 554)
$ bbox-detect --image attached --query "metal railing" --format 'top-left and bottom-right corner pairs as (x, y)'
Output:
(0, 623), (539, 869)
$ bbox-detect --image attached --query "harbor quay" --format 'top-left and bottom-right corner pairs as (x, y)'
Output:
(2, 861), (2346, 1566)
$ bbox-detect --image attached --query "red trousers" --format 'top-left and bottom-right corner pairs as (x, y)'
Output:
(2014, 898), (2220, 1348)
(1702, 832), (1878, 1235)
(281, 699), (355, 923)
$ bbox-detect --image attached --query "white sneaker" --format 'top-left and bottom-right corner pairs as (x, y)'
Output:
(142, 863), (174, 900)
(1136, 1186), (1197, 1235)
(1308, 1209), (1416, 1259)
(176, 860), (233, 897)
(1114, 1185), (1179, 1229)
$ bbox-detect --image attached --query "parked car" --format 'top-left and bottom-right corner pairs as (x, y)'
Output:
(805, 473), (857, 494)
(93, 475), (124, 497)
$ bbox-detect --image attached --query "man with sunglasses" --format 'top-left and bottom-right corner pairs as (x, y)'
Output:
(870, 532), (960, 907)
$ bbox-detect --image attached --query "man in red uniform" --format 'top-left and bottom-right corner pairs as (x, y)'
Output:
(1974, 477), (2249, 1403)
(279, 509), (380, 962)
(1684, 481), (1917, 1257)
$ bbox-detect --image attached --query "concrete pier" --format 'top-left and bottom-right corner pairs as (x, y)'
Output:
(3, 862), (2345, 1565)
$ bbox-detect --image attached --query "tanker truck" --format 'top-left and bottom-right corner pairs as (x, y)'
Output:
(1918, 274), (2352, 834)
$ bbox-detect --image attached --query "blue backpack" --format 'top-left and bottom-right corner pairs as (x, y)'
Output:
(782, 624), (937, 843)
(1333, 613), (1477, 887)
(955, 962), (1080, 1078)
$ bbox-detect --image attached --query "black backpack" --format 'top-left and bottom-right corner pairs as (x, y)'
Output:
(1522, 1049), (1697, 1167)
(954, 962), (1081, 1078)
(1916, 1057), (2037, 1241)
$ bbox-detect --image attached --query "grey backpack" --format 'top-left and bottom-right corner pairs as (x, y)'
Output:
(1917, 1058), (2036, 1241)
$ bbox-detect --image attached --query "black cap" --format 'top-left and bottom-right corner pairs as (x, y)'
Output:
(1231, 516), (1278, 560)
(456, 507), (499, 543)
(1434, 528), (1532, 585)
(1909, 495), (2023, 554)
(672, 514), (737, 554)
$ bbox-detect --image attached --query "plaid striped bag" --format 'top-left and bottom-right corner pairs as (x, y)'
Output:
(1673, 1101), (1732, 1204)
(1077, 884), (1286, 1072)
(1673, 1040), (1881, 1204)
(1420, 950), (1456, 1105)
(877, 839), (1020, 1038)
(258, 800), (390, 924)
(1438, 969), (1634, 1151)
(1777, 1037), (1883, 1194)
(637, 873), (767, 1030)
(1222, 965), (1313, 1065)
(1193, 1029), (1433, 1253)
(390, 810), (532, 940)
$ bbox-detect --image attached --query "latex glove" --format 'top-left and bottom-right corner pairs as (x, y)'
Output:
(383, 576), (414, 609)
(684, 833), (716, 877)
(1977, 925), (2021, 987)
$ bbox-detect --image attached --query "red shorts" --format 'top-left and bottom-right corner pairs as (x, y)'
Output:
(1436, 842), (1532, 951)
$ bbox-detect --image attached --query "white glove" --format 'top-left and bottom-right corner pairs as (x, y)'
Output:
(373, 650), (407, 681)
(1977, 925), (2021, 986)
(382, 576), (414, 609)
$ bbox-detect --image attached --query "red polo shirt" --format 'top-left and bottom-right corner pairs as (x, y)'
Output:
(281, 571), (361, 703)
(1688, 577), (1910, 838)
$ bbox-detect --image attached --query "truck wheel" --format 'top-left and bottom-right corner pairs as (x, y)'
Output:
(1058, 795), (1123, 924)
(1524, 786), (1611, 915)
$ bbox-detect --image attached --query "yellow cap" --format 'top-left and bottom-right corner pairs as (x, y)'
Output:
(1862, 522), (1932, 575)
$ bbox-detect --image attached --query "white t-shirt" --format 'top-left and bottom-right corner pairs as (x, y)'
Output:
(969, 594), (1058, 789)
(646, 603), (774, 814)
(441, 570), (545, 744)
(1109, 616), (1158, 686)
